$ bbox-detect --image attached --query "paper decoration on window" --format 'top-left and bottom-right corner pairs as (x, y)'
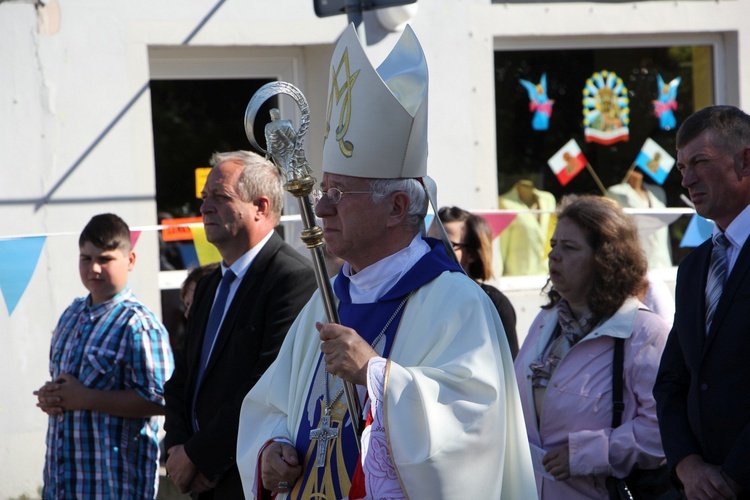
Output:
(582, 70), (629, 145)
(0, 236), (46, 315)
(653, 74), (681, 131)
(519, 73), (554, 131)
(635, 138), (675, 185)
(547, 139), (587, 186)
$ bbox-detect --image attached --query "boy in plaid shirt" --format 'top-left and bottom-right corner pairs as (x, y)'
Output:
(34, 213), (174, 499)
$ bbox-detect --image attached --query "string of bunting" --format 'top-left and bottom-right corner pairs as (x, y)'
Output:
(0, 208), (705, 317)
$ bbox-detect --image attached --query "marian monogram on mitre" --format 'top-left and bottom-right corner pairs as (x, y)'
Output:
(325, 48), (360, 159)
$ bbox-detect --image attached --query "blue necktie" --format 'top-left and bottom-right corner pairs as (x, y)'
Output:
(195, 269), (236, 395)
(705, 233), (729, 334)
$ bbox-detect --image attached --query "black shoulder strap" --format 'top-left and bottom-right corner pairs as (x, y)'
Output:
(611, 337), (625, 428)
(610, 308), (652, 427)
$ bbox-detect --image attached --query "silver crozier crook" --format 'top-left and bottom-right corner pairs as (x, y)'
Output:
(244, 81), (363, 451)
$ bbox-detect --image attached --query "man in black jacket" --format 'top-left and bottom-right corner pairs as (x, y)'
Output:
(164, 150), (316, 498)
(654, 105), (750, 498)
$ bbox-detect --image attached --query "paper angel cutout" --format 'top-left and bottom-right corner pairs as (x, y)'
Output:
(519, 73), (554, 131)
(653, 74), (681, 131)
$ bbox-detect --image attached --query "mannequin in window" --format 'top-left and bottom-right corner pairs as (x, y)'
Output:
(498, 179), (557, 276)
(606, 169), (673, 270)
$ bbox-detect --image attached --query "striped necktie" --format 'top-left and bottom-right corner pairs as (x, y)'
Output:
(705, 233), (730, 334)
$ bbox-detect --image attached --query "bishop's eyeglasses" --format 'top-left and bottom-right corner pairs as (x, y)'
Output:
(313, 187), (373, 205)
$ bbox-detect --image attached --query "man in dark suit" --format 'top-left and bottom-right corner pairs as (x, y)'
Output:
(654, 105), (750, 499)
(164, 150), (316, 498)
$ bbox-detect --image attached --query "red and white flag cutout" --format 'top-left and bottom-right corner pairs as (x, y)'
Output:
(548, 139), (587, 186)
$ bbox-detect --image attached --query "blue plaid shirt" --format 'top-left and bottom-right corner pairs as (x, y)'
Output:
(43, 288), (174, 499)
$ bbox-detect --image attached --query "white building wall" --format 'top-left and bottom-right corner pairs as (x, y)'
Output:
(0, 0), (745, 496)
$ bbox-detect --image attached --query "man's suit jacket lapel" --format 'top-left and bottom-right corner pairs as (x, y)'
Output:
(203, 232), (284, 378)
(704, 235), (750, 350)
(678, 240), (712, 361)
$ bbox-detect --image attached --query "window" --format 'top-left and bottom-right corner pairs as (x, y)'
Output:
(494, 42), (714, 270)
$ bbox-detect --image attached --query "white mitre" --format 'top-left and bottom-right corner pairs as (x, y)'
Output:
(322, 23), (428, 179)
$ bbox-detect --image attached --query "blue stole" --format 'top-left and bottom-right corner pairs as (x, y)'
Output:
(290, 238), (461, 499)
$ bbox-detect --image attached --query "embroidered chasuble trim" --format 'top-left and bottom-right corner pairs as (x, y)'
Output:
(293, 295), (410, 499)
(382, 357), (408, 495)
(293, 397), (351, 499)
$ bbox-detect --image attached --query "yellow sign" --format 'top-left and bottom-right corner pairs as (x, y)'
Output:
(195, 167), (211, 199)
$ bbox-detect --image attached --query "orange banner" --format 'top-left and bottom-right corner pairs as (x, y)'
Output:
(161, 217), (202, 242)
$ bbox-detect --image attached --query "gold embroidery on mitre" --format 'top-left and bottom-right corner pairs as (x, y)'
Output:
(325, 48), (360, 158)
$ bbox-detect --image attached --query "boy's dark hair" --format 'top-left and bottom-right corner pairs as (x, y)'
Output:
(79, 213), (132, 251)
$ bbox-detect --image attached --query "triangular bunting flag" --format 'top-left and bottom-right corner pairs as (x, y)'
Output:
(631, 212), (681, 236)
(474, 212), (518, 239)
(189, 226), (222, 266)
(130, 230), (141, 249)
(680, 213), (714, 248)
(0, 236), (46, 315)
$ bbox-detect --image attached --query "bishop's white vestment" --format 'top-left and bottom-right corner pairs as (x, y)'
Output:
(237, 238), (536, 499)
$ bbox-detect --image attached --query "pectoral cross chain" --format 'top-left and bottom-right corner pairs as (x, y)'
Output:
(310, 408), (339, 467)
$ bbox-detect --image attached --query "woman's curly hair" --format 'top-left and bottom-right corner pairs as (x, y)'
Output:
(543, 194), (648, 319)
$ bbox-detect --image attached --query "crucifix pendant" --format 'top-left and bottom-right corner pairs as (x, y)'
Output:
(310, 408), (339, 468)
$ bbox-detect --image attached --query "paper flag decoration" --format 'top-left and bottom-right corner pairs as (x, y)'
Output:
(582, 70), (630, 145)
(548, 139), (587, 186)
(0, 236), (46, 315)
(130, 230), (141, 249)
(474, 212), (518, 239)
(189, 226), (222, 266)
(680, 213), (714, 248)
(632, 212), (681, 236)
(519, 73), (554, 131)
(635, 138), (675, 185)
(653, 74), (681, 131)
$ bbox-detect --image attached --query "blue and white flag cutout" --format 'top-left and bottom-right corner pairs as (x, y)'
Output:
(0, 236), (46, 315)
(635, 138), (675, 185)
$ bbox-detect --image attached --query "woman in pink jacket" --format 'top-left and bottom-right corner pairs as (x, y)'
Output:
(514, 195), (670, 498)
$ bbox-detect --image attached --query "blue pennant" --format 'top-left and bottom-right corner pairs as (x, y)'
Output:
(0, 236), (46, 315)
(680, 214), (714, 248)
